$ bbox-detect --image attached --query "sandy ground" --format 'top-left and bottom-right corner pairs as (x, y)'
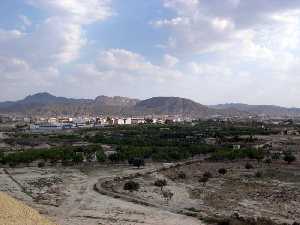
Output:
(0, 192), (57, 225)
(111, 161), (300, 224)
(0, 165), (202, 225)
(1, 158), (299, 225)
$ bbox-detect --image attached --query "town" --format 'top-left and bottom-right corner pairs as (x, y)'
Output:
(0, 112), (299, 225)
(2, 114), (300, 131)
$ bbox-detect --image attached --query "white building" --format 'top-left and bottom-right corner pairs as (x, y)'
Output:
(48, 117), (57, 123)
(124, 118), (132, 125)
(131, 117), (145, 124)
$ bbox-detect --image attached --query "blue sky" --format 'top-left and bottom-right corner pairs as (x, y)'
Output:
(1, 0), (300, 107)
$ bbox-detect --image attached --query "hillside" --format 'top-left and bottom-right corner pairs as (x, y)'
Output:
(0, 93), (216, 118)
(3, 92), (298, 118)
(211, 103), (300, 117)
(0, 192), (57, 225)
(0, 93), (138, 116)
(133, 97), (214, 117)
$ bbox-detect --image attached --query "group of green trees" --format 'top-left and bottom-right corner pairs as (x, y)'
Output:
(209, 148), (265, 161)
(0, 145), (106, 166)
(105, 144), (215, 163)
(2, 122), (297, 166)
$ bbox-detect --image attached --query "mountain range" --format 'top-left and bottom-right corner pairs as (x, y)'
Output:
(0, 92), (299, 118)
(210, 103), (300, 118)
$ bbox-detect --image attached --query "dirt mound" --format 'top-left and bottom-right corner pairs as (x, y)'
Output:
(0, 192), (57, 225)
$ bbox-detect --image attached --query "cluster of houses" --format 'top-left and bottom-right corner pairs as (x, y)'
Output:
(28, 115), (183, 132)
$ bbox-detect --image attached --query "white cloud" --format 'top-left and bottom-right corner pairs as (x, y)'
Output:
(0, 0), (113, 100)
(154, 0), (300, 56)
(19, 15), (32, 27)
(96, 49), (182, 80)
(151, 17), (190, 27)
(163, 54), (179, 68)
(0, 0), (113, 66)
(0, 57), (30, 73)
(211, 17), (234, 31)
(0, 29), (24, 42)
(27, 0), (113, 25)
(97, 49), (152, 71)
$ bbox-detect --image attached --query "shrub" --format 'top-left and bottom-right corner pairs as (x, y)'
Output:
(199, 176), (209, 186)
(218, 168), (227, 175)
(37, 162), (45, 168)
(123, 180), (140, 192)
(203, 171), (213, 178)
(72, 153), (84, 164)
(263, 158), (272, 165)
(162, 189), (174, 201)
(271, 153), (281, 160)
(108, 153), (122, 163)
(210, 148), (265, 161)
(154, 179), (167, 190)
(96, 150), (106, 162)
(0, 152), (5, 164)
(245, 162), (254, 169)
(9, 162), (17, 168)
(255, 171), (263, 178)
(178, 171), (186, 179)
(217, 220), (230, 225)
(129, 158), (145, 168)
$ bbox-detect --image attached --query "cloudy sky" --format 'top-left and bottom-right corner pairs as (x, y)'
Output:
(1, 0), (300, 107)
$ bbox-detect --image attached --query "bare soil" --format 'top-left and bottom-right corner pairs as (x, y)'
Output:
(0, 164), (202, 225)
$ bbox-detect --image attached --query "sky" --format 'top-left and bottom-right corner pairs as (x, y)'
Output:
(1, 0), (300, 107)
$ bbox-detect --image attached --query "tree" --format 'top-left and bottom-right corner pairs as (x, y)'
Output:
(218, 168), (227, 175)
(162, 189), (174, 202)
(272, 153), (281, 160)
(129, 158), (145, 168)
(284, 153), (296, 164)
(96, 150), (106, 162)
(145, 118), (153, 124)
(154, 179), (167, 191)
(253, 149), (264, 163)
(37, 161), (45, 168)
(264, 158), (272, 165)
(108, 153), (121, 163)
(255, 171), (263, 178)
(124, 180), (140, 192)
(199, 176), (209, 186)
(178, 171), (186, 179)
(72, 152), (84, 164)
(245, 162), (254, 169)
(0, 152), (4, 164)
(203, 171), (213, 178)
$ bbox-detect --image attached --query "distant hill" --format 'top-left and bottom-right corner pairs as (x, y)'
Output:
(0, 93), (136, 116)
(133, 97), (214, 117)
(2, 92), (299, 118)
(0, 94), (217, 118)
(0, 93), (248, 118)
(210, 103), (300, 117)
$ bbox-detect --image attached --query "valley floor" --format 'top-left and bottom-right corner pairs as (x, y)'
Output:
(0, 164), (202, 225)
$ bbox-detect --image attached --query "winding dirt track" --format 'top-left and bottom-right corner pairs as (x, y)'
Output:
(94, 159), (205, 219)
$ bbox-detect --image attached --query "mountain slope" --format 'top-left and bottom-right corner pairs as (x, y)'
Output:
(134, 97), (214, 117)
(2, 93), (299, 118)
(211, 103), (300, 117)
(0, 93), (138, 116)
(0, 94), (222, 118)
